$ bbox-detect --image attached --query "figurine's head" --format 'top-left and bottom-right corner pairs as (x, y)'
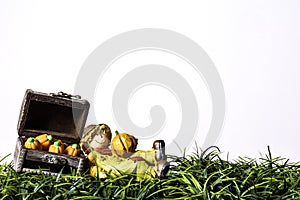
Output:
(80, 124), (112, 154)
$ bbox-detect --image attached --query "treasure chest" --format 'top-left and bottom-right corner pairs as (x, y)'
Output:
(14, 89), (90, 175)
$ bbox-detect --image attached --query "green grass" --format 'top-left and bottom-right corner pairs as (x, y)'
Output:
(1, 146), (300, 199)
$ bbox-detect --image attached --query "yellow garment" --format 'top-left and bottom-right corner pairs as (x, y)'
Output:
(89, 149), (158, 180)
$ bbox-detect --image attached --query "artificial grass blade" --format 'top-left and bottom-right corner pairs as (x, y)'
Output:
(0, 147), (299, 199)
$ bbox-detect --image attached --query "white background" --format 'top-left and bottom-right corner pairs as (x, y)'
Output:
(1, 1), (300, 162)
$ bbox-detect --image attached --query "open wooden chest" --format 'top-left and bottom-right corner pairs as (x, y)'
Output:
(14, 89), (90, 175)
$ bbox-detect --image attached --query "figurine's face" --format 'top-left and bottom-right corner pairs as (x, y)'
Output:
(80, 124), (112, 152)
(90, 134), (110, 149)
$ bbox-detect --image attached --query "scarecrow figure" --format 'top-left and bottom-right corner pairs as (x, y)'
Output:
(80, 124), (169, 180)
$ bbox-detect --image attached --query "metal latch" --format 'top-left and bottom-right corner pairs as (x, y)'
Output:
(49, 91), (81, 99)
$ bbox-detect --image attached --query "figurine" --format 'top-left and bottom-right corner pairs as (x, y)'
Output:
(81, 124), (169, 180)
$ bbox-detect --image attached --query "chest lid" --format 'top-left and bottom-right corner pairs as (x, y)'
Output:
(17, 89), (90, 144)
